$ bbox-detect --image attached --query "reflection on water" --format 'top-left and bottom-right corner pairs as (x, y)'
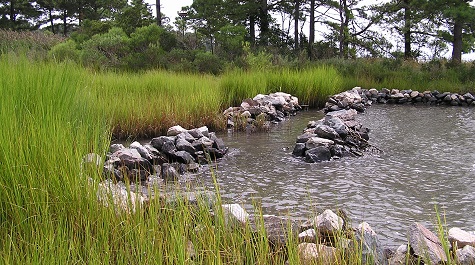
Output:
(199, 105), (475, 247)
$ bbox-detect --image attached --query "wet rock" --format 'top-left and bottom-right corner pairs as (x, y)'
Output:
(292, 143), (306, 157)
(204, 147), (227, 159)
(305, 147), (332, 162)
(176, 131), (196, 143)
(150, 136), (175, 151)
(167, 125), (187, 136)
(172, 151), (195, 164)
(161, 141), (177, 156)
(324, 116), (348, 139)
(297, 133), (318, 143)
(161, 163), (180, 181)
(192, 136), (214, 151)
(305, 137), (334, 149)
(409, 222), (447, 264)
(456, 245), (475, 265)
(448, 227), (475, 248)
(315, 125), (340, 140)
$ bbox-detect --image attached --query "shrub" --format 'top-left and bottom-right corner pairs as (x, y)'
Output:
(80, 27), (130, 70)
(49, 40), (80, 62)
(194, 52), (223, 75)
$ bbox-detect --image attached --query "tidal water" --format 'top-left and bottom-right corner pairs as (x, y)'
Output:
(205, 104), (475, 248)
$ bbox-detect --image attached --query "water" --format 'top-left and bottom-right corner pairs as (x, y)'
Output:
(204, 104), (475, 248)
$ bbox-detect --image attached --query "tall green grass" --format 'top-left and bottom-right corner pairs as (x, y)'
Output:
(221, 67), (344, 108)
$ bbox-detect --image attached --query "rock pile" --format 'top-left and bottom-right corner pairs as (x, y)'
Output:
(223, 92), (302, 130)
(292, 108), (372, 162)
(324, 87), (475, 113)
(101, 125), (228, 183)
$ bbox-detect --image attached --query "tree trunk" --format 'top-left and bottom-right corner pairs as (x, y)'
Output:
(259, 0), (269, 45)
(10, 0), (15, 23)
(452, 18), (463, 63)
(403, 0), (411, 59)
(63, 10), (67, 36)
(308, 0), (315, 59)
(156, 0), (161, 26)
(339, 0), (349, 59)
(250, 14), (256, 45)
(49, 9), (55, 34)
(294, 0), (299, 51)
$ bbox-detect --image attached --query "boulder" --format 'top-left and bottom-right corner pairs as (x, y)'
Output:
(110, 148), (153, 172)
(172, 151), (195, 164)
(409, 222), (447, 264)
(354, 222), (388, 265)
(299, 229), (317, 243)
(448, 227), (475, 248)
(456, 245), (475, 265)
(192, 136), (214, 151)
(161, 163), (180, 181)
(222, 204), (249, 226)
(176, 131), (196, 143)
(324, 116), (349, 138)
(315, 125), (340, 140)
(249, 215), (299, 250)
(150, 136), (175, 150)
(130, 141), (153, 161)
(167, 125), (187, 136)
(176, 138), (196, 155)
(292, 143), (306, 157)
(298, 243), (337, 265)
(97, 180), (146, 214)
(326, 109), (358, 121)
(305, 147), (332, 162)
(296, 133), (318, 143)
(109, 143), (125, 153)
(388, 244), (411, 265)
(305, 137), (334, 149)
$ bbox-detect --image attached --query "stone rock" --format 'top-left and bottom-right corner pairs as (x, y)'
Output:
(305, 147), (332, 162)
(305, 137), (334, 149)
(299, 229), (317, 243)
(188, 128), (204, 139)
(456, 245), (475, 265)
(222, 204), (249, 226)
(97, 180), (146, 214)
(176, 138), (196, 155)
(448, 227), (475, 248)
(204, 147), (227, 159)
(197, 126), (210, 138)
(143, 144), (168, 164)
(130, 141), (153, 161)
(326, 109), (358, 121)
(172, 151), (195, 164)
(292, 143), (306, 157)
(109, 143), (125, 153)
(388, 244), (411, 265)
(409, 222), (447, 264)
(150, 136), (175, 150)
(176, 131), (196, 143)
(410, 91), (420, 98)
(167, 125), (187, 136)
(355, 222), (388, 265)
(315, 209), (344, 235)
(241, 98), (259, 110)
(315, 125), (340, 140)
(249, 215), (299, 249)
(161, 163), (180, 181)
(209, 133), (226, 151)
(111, 148), (153, 172)
(296, 133), (318, 143)
(127, 169), (149, 182)
(160, 190), (217, 209)
(192, 136), (214, 151)
(324, 116), (349, 138)
(298, 243), (337, 265)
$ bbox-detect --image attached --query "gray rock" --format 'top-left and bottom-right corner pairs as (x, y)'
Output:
(315, 209), (344, 235)
(296, 133), (318, 143)
(167, 125), (187, 136)
(292, 143), (306, 157)
(109, 143), (125, 153)
(161, 141), (177, 156)
(463, 93), (475, 100)
(192, 136), (214, 151)
(409, 222), (447, 264)
(197, 126), (209, 138)
(456, 245), (475, 265)
(188, 128), (204, 139)
(326, 109), (358, 121)
(176, 131), (196, 143)
(299, 229), (317, 243)
(97, 180), (146, 214)
(204, 147), (226, 159)
(209, 133), (226, 151)
(130, 141), (153, 161)
(354, 222), (388, 265)
(448, 227), (475, 248)
(249, 215), (299, 249)
(176, 138), (196, 155)
(305, 137), (334, 149)
(324, 116), (349, 138)
(410, 91), (420, 98)
(388, 244), (411, 265)
(111, 148), (153, 172)
(298, 243), (337, 265)
(315, 125), (340, 140)
(172, 151), (195, 164)
(222, 204), (249, 226)
(150, 136), (175, 150)
(305, 147), (332, 162)
(161, 163), (180, 181)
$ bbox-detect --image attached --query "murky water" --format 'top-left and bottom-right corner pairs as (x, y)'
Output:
(206, 104), (475, 248)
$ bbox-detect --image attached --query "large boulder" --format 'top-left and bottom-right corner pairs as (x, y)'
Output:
(305, 147), (332, 162)
(448, 227), (475, 248)
(167, 125), (187, 136)
(130, 141), (153, 161)
(110, 148), (153, 172)
(409, 222), (447, 264)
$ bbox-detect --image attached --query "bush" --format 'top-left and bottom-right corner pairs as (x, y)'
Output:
(194, 52), (223, 75)
(80, 27), (130, 70)
(49, 40), (80, 62)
